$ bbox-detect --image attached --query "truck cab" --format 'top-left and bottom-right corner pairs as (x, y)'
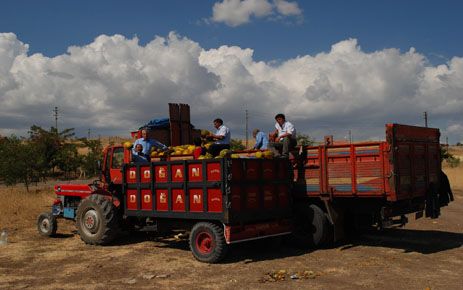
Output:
(101, 145), (126, 186)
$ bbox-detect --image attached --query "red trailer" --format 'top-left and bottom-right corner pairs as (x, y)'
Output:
(290, 123), (451, 246)
(37, 123), (453, 262)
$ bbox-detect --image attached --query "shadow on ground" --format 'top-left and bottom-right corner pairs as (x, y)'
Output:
(347, 228), (463, 254)
(103, 227), (463, 261)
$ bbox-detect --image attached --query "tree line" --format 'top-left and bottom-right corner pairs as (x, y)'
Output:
(0, 126), (102, 191)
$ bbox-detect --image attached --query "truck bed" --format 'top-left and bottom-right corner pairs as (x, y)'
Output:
(294, 123), (441, 203)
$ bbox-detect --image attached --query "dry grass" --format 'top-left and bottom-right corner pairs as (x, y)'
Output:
(0, 183), (55, 230)
(441, 145), (463, 192)
(443, 164), (463, 192)
(448, 146), (463, 160)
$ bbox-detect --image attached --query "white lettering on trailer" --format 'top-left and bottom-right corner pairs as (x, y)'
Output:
(144, 170), (150, 178)
(160, 192), (167, 203)
(192, 167), (200, 177)
(175, 169), (183, 178)
(130, 194), (136, 203)
(176, 194), (183, 204)
(158, 167), (166, 178)
(129, 170), (136, 179)
(193, 194), (201, 204)
(144, 195), (151, 203)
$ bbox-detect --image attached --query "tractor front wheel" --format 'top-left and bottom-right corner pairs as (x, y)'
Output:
(37, 212), (57, 237)
(189, 222), (228, 263)
(76, 194), (119, 245)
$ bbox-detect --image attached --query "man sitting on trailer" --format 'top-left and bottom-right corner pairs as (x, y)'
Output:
(208, 118), (231, 156)
(268, 113), (297, 158)
(132, 128), (168, 160)
(132, 144), (149, 163)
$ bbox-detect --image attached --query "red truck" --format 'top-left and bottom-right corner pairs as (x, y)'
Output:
(37, 123), (453, 263)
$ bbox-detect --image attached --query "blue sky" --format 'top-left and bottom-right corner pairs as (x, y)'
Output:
(2, 0), (462, 63)
(1, 0), (463, 143)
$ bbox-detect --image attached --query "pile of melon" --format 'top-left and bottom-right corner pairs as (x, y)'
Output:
(123, 141), (275, 159)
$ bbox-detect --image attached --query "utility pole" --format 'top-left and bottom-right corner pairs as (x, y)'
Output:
(423, 111), (428, 127)
(245, 109), (249, 149)
(88, 128), (91, 139)
(53, 106), (59, 131)
(348, 130), (352, 144)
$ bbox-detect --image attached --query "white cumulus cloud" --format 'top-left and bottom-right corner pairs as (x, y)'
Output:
(211, 0), (302, 27)
(274, 0), (302, 16)
(1, 32), (463, 144)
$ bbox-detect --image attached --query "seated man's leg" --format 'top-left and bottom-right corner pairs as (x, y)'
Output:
(268, 142), (283, 157)
(281, 137), (297, 158)
(209, 144), (230, 156)
(208, 144), (220, 156)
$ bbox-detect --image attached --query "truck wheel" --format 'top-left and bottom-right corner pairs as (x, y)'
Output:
(189, 222), (228, 263)
(37, 213), (57, 237)
(76, 194), (119, 245)
(292, 204), (332, 248)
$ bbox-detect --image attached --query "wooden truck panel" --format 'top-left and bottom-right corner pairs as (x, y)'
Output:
(296, 142), (390, 198)
(387, 123), (440, 201)
(295, 123), (440, 204)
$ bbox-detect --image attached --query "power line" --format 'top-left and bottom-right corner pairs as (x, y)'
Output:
(245, 109), (249, 149)
(53, 106), (59, 131)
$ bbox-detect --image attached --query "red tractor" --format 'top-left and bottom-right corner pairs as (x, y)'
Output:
(37, 144), (293, 263)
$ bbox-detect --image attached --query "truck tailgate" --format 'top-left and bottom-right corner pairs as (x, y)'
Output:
(386, 124), (441, 201)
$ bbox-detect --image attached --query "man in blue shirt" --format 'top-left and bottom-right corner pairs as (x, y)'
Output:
(252, 128), (268, 150)
(132, 128), (168, 159)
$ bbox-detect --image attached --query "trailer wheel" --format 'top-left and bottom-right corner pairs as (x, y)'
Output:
(189, 222), (228, 263)
(37, 213), (57, 237)
(292, 204), (332, 248)
(76, 194), (119, 245)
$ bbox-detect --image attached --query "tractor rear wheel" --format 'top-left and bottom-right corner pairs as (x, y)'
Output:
(37, 212), (57, 237)
(76, 194), (119, 245)
(189, 222), (228, 263)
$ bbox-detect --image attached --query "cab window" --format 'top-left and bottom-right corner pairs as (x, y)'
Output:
(111, 147), (124, 169)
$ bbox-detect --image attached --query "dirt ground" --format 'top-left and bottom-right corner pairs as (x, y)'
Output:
(1, 173), (462, 290)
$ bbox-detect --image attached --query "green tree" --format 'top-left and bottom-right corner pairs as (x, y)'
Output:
(79, 138), (103, 177)
(28, 125), (75, 177)
(296, 133), (315, 147)
(55, 143), (81, 179)
(0, 136), (40, 191)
